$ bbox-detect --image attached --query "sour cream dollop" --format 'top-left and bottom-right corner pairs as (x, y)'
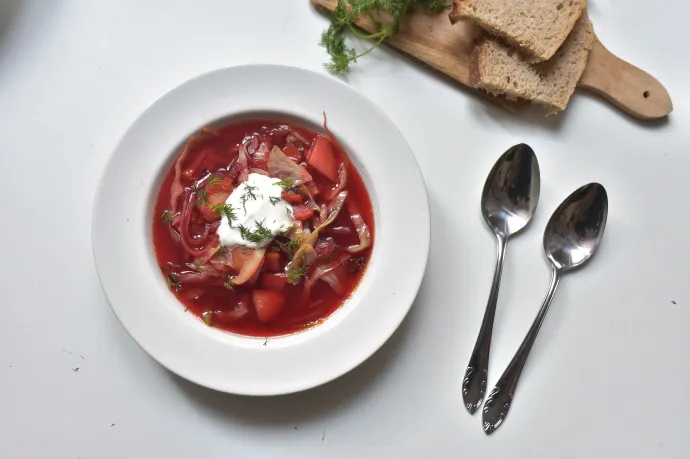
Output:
(217, 173), (295, 249)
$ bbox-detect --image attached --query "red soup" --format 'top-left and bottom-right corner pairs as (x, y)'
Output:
(153, 117), (374, 336)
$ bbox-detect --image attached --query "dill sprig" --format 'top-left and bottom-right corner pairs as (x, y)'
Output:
(279, 225), (298, 236)
(194, 189), (209, 206)
(273, 178), (295, 190)
(240, 184), (259, 213)
(269, 196), (281, 206)
(320, 0), (448, 75)
(167, 274), (182, 291)
(277, 236), (302, 259)
(238, 219), (274, 244)
(245, 184), (259, 200)
(223, 280), (234, 291)
(287, 264), (308, 284)
(160, 209), (174, 223)
(206, 174), (222, 187)
(210, 203), (237, 223)
(344, 256), (366, 273)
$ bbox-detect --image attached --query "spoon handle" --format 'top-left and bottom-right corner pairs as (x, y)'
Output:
(462, 235), (507, 414)
(482, 266), (562, 434)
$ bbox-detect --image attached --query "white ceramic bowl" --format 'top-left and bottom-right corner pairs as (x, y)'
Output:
(93, 65), (430, 395)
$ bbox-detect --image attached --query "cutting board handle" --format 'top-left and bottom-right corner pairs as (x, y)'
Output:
(578, 39), (672, 119)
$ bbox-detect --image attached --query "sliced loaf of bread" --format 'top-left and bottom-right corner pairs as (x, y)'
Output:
(469, 12), (594, 114)
(450, 0), (587, 62)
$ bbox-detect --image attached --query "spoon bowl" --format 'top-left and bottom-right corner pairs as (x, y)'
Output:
(462, 144), (540, 414)
(544, 183), (608, 271)
(482, 143), (541, 238)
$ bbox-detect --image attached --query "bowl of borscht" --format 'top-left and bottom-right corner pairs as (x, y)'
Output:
(93, 65), (429, 395)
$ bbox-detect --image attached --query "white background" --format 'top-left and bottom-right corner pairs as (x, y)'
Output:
(1, 1), (688, 458)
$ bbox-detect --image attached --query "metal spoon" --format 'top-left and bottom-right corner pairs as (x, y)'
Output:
(482, 183), (609, 434)
(463, 144), (540, 414)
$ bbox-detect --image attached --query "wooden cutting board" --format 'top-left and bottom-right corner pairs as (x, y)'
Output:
(311, 0), (672, 120)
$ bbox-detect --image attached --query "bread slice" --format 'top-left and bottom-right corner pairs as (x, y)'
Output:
(450, 0), (587, 62)
(469, 12), (594, 114)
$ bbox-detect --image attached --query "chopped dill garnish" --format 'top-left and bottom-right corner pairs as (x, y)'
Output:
(194, 189), (209, 206)
(319, 0), (449, 75)
(286, 207), (293, 218)
(274, 178), (295, 190)
(223, 280), (234, 291)
(206, 174), (222, 187)
(287, 264), (308, 284)
(210, 203), (237, 222)
(192, 259), (202, 270)
(167, 274), (182, 291)
(245, 184), (259, 200)
(278, 236), (302, 258)
(240, 184), (259, 214)
(238, 219), (274, 244)
(237, 224), (253, 242)
(344, 256), (366, 273)
(254, 219), (273, 240)
(279, 225), (298, 236)
(269, 196), (281, 206)
(160, 209), (174, 223)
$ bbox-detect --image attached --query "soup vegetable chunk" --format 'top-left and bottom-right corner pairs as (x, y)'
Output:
(153, 116), (374, 336)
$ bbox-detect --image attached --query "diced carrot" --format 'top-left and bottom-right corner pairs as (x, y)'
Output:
(206, 176), (234, 195)
(307, 136), (338, 182)
(264, 252), (281, 272)
(283, 142), (302, 163)
(260, 273), (289, 292)
(253, 290), (286, 323)
(281, 190), (303, 205)
(292, 204), (314, 221)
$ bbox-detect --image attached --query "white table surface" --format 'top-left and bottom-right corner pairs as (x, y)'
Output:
(1, 1), (688, 458)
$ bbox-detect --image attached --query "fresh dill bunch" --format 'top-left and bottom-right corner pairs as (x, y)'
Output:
(320, 0), (448, 75)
